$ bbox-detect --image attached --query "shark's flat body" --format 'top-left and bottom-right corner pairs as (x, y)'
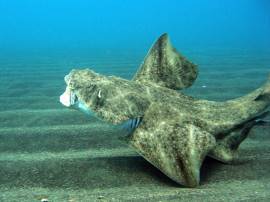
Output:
(60, 34), (270, 187)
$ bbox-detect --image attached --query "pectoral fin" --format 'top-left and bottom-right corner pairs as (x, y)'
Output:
(129, 103), (215, 187)
(133, 34), (198, 90)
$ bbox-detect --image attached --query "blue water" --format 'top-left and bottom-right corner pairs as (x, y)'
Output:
(0, 0), (270, 201)
(1, 0), (270, 53)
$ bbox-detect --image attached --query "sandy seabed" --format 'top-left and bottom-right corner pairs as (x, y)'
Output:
(0, 49), (269, 201)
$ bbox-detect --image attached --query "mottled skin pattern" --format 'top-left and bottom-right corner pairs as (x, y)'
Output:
(61, 34), (270, 187)
(133, 33), (198, 90)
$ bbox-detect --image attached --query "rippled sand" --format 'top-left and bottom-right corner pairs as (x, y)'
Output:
(0, 49), (269, 201)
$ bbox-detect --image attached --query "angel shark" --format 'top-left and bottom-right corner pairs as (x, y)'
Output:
(60, 34), (270, 187)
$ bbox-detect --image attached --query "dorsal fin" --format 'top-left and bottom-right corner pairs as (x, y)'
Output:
(132, 33), (198, 90)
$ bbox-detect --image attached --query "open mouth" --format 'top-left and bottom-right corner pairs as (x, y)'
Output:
(60, 87), (95, 117)
(59, 87), (78, 107)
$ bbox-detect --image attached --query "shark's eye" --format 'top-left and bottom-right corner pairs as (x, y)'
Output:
(97, 90), (102, 98)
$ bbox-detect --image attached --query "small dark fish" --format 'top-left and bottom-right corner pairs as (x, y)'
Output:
(122, 117), (142, 132)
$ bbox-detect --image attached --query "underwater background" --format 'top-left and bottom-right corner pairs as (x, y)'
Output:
(0, 0), (270, 201)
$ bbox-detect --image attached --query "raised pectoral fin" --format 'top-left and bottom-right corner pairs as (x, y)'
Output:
(132, 34), (198, 90)
(129, 103), (216, 187)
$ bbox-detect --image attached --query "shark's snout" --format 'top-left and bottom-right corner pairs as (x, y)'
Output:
(60, 88), (72, 107)
(60, 86), (95, 116)
(60, 87), (78, 107)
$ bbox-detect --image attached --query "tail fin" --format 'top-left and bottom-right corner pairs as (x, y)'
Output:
(255, 74), (270, 102)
